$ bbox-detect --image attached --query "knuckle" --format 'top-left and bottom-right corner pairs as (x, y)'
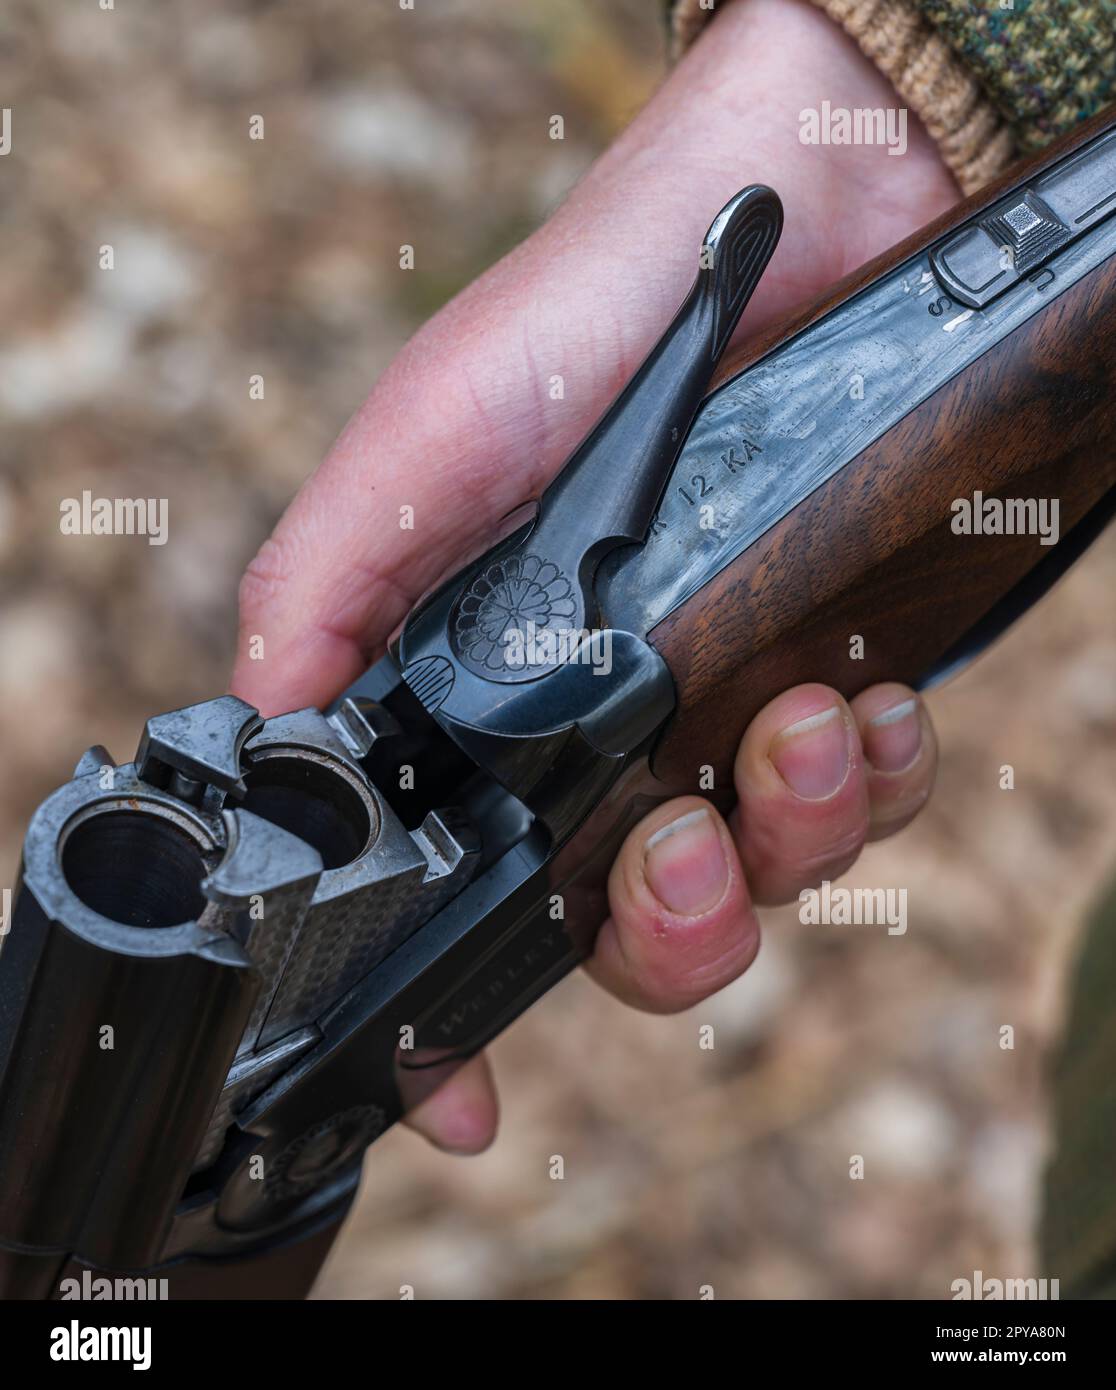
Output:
(869, 778), (934, 837)
(238, 535), (294, 626)
(794, 822), (868, 883)
(629, 905), (761, 1014)
(789, 822), (867, 889)
(750, 813), (869, 901)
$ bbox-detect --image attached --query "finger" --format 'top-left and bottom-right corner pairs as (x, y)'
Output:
(402, 1052), (499, 1155)
(849, 683), (937, 841)
(586, 796), (760, 1014)
(732, 683), (869, 906)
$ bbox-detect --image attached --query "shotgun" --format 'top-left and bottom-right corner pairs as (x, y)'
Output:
(3, 106), (1116, 1299)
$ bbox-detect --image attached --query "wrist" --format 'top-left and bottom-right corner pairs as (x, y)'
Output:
(547, 0), (956, 335)
(670, 0), (1014, 193)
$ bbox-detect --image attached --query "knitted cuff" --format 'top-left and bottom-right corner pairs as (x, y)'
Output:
(668, 0), (1017, 193)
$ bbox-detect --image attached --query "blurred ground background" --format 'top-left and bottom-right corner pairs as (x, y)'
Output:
(2, 0), (1115, 1300)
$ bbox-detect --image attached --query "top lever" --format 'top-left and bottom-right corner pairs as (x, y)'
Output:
(449, 184), (783, 682)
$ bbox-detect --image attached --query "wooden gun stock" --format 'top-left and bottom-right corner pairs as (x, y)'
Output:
(648, 110), (1116, 790)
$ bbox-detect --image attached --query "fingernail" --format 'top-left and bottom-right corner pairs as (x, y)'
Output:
(769, 705), (851, 800)
(644, 808), (729, 917)
(864, 697), (921, 773)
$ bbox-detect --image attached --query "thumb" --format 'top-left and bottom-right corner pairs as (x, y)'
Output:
(228, 0), (850, 716)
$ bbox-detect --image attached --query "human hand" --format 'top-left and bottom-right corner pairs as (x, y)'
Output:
(233, 0), (951, 1152)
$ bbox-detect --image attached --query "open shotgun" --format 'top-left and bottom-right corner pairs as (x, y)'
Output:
(3, 107), (1116, 1299)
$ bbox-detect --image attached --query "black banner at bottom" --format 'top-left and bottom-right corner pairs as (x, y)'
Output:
(1, 1294), (1096, 1375)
